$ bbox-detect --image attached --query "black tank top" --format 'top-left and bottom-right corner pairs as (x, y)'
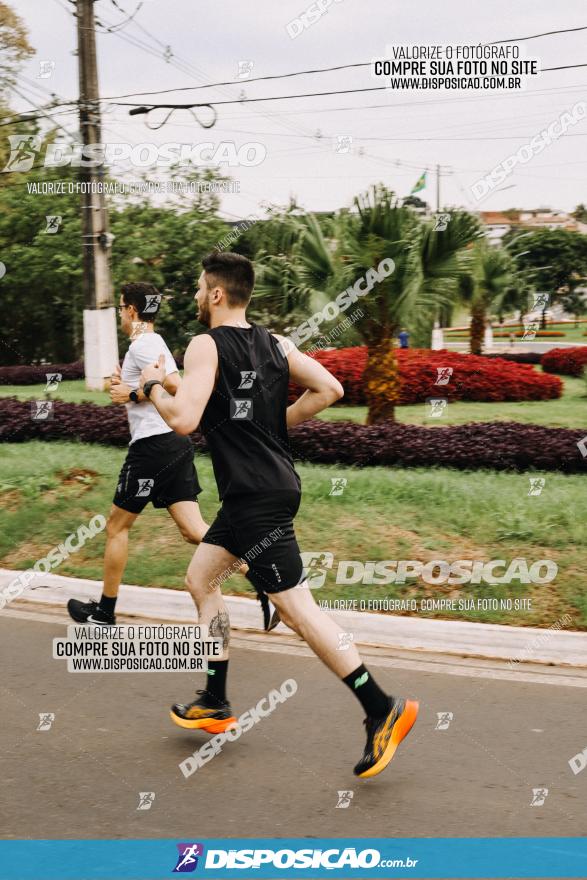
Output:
(200, 324), (301, 500)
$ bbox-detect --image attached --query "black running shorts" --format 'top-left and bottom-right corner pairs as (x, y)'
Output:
(113, 431), (201, 514)
(202, 490), (304, 594)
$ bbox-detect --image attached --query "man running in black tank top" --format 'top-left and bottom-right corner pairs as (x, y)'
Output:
(140, 251), (418, 778)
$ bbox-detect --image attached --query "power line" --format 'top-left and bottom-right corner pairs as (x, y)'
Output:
(0, 107), (79, 128)
(490, 24), (587, 44)
(101, 62), (371, 100)
(0, 113), (44, 127)
(106, 0), (142, 33)
(48, 0), (75, 15)
(50, 0), (192, 80)
(290, 131), (587, 141)
(120, 1), (580, 156)
(39, 5), (587, 120)
(542, 62), (587, 72)
(100, 57), (587, 103)
(94, 0), (323, 140)
(113, 67), (587, 115)
(53, 0), (313, 142)
(119, 85), (387, 111)
(138, 81), (587, 123)
(98, 10), (214, 80)
(121, 5), (169, 50)
(10, 86), (77, 139)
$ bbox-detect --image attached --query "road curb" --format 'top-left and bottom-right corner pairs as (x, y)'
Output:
(1, 568), (586, 667)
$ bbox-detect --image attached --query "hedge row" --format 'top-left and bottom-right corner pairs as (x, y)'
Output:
(289, 419), (587, 472)
(541, 347), (587, 377)
(481, 352), (543, 365)
(0, 360), (84, 386)
(291, 347), (562, 405)
(1, 397), (585, 473)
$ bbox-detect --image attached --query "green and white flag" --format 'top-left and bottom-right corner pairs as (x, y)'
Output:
(410, 171), (427, 194)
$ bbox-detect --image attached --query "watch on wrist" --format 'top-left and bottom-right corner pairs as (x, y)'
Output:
(143, 379), (163, 399)
(129, 389), (139, 404)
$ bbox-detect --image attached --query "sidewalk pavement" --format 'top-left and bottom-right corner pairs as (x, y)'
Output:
(2, 568), (586, 667)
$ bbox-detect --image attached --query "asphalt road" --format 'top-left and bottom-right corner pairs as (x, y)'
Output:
(1, 611), (586, 843)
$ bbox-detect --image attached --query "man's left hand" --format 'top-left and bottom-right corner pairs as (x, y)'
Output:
(110, 382), (132, 405)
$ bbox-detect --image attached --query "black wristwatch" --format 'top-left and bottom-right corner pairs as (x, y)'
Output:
(143, 379), (163, 399)
(129, 389), (139, 404)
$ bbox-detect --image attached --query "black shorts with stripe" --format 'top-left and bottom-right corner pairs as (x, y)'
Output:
(113, 431), (201, 514)
(202, 490), (304, 595)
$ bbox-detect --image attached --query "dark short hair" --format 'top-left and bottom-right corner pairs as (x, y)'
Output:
(120, 282), (162, 320)
(202, 251), (254, 307)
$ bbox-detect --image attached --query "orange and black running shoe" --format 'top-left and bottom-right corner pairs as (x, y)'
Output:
(170, 690), (237, 734)
(353, 696), (419, 779)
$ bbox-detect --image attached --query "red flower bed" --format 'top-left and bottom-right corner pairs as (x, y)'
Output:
(289, 348), (562, 405)
(542, 347), (587, 377)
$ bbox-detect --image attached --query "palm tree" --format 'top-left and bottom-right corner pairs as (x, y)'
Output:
(416, 210), (482, 347)
(341, 189), (481, 422)
(467, 243), (515, 354)
(255, 186), (481, 423)
(253, 212), (344, 334)
(340, 187), (422, 422)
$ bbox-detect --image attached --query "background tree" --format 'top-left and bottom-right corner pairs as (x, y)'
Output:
(109, 167), (231, 357)
(0, 161), (232, 364)
(504, 228), (587, 327)
(0, 141), (83, 364)
(402, 194), (428, 212)
(559, 288), (586, 326)
(0, 1), (33, 101)
(572, 204), (587, 224)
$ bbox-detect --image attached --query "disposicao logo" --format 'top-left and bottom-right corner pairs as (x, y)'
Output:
(173, 843), (204, 873)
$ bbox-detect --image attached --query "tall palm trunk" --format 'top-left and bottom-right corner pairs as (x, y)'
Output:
(469, 298), (485, 355)
(364, 339), (400, 424)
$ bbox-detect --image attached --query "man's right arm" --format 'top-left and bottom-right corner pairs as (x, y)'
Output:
(277, 336), (344, 428)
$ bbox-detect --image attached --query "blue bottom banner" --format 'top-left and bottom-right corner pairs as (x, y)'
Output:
(0, 838), (586, 879)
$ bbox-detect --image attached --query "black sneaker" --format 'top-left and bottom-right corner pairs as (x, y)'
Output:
(67, 599), (115, 625)
(170, 690), (237, 733)
(353, 696), (419, 779)
(267, 605), (281, 632)
(259, 591), (281, 631)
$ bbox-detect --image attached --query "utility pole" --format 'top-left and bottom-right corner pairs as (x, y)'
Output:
(76, 0), (118, 390)
(434, 164), (453, 213)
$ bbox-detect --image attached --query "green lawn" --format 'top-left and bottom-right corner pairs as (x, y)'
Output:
(1, 441), (586, 629)
(321, 376), (587, 428)
(446, 322), (587, 344)
(0, 380), (111, 406)
(3, 375), (586, 428)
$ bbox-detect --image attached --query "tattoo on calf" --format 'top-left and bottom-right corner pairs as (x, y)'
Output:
(209, 610), (230, 651)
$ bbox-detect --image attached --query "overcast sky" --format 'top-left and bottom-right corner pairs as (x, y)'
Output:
(9, 0), (587, 219)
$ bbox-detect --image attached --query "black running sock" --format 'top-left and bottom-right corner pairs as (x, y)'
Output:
(343, 664), (391, 719)
(98, 594), (117, 615)
(205, 659), (229, 705)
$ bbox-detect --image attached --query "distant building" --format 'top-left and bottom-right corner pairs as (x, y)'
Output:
(480, 209), (587, 243)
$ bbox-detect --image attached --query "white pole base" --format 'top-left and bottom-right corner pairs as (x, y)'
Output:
(83, 307), (119, 391)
